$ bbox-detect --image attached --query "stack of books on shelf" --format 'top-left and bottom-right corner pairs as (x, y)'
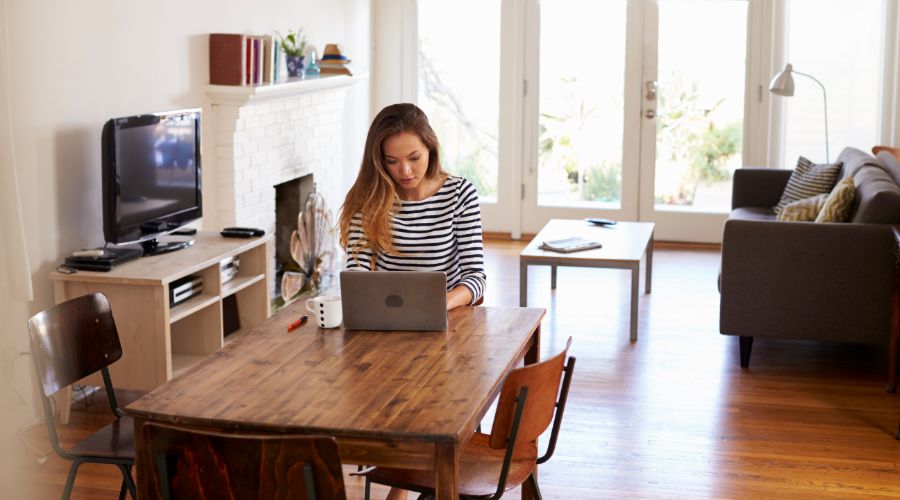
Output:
(209, 33), (287, 85)
(319, 44), (354, 76)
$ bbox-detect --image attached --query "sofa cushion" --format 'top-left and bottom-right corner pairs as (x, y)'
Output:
(876, 151), (900, 186)
(773, 157), (842, 215)
(730, 207), (776, 221)
(848, 165), (900, 223)
(816, 176), (855, 222)
(776, 194), (826, 221)
(836, 146), (876, 178)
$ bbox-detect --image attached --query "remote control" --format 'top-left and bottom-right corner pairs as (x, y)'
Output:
(72, 249), (106, 258)
(222, 227), (265, 236)
(585, 218), (617, 226)
(220, 228), (257, 238)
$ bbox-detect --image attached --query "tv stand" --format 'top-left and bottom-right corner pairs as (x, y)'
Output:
(140, 237), (194, 255)
(50, 231), (271, 423)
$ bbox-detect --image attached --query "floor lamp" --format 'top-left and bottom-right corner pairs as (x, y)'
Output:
(769, 63), (830, 163)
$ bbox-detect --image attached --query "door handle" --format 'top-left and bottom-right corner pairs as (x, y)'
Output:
(645, 80), (658, 101)
(644, 109), (656, 119)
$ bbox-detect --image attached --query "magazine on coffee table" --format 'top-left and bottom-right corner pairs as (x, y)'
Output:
(539, 237), (603, 253)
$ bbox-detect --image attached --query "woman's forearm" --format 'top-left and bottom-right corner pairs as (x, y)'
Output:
(446, 285), (474, 310)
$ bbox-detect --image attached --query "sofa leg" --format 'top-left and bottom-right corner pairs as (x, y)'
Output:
(739, 336), (753, 368)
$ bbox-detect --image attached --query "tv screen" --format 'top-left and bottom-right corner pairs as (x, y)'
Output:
(102, 109), (202, 249)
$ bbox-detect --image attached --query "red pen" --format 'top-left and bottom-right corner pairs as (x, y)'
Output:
(287, 315), (308, 332)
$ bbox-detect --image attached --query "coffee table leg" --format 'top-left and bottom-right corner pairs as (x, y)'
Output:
(519, 261), (528, 307)
(645, 234), (653, 294)
(435, 442), (459, 500)
(551, 265), (557, 290)
(630, 265), (639, 341)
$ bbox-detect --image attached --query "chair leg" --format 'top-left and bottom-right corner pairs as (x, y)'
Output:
(118, 464), (137, 499)
(527, 473), (543, 500)
(117, 478), (127, 500)
(61, 460), (83, 500)
(739, 336), (753, 368)
(364, 477), (371, 500)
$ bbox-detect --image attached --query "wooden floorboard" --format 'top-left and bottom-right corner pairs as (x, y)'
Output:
(18, 241), (900, 498)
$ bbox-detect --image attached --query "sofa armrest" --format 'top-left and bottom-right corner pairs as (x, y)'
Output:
(732, 168), (793, 209)
(720, 219), (894, 344)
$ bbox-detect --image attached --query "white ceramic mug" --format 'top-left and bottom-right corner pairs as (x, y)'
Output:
(306, 295), (343, 328)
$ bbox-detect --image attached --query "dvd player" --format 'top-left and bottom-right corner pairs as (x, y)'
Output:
(64, 247), (142, 272)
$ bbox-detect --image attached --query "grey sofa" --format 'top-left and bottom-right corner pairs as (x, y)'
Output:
(719, 147), (900, 377)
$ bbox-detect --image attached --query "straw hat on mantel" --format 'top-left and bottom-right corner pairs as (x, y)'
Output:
(321, 44), (350, 63)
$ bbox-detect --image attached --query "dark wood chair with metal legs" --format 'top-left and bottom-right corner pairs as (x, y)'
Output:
(361, 338), (576, 500)
(141, 423), (347, 499)
(27, 292), (136, 500)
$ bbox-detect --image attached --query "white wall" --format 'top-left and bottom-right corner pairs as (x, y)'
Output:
(0, 0), (370, 478)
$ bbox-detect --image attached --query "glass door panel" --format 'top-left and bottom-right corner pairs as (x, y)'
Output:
(417, 0), (501, 201)
(537, 0), (628, 208)
(653, 0), (747, 213)
(780, 0), (885, 167)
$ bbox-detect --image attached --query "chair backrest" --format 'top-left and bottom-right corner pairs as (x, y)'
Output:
(489, 337), (573, 452)
(142, 423), (347, 500)
(872, 145), (900, 160)
(27, 292), (123, 398)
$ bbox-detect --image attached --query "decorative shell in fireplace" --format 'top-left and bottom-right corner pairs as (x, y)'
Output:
(281, 192), (336, 302)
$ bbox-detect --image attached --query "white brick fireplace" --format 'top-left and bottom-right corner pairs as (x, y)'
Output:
(206, 75), (365, 296)
(206, 75), (363, 232)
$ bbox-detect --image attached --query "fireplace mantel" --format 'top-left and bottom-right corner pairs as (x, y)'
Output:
(206, 73), (367, 106)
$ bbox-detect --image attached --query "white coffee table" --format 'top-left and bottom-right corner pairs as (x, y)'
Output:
(519, 219), (655, 341)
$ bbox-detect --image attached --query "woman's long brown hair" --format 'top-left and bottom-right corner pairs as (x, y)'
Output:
(339, 103), (447, 263)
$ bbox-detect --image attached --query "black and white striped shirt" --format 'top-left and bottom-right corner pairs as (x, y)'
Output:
(345, 176), (486, 304)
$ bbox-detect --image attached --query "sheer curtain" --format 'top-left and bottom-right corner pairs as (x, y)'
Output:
(0, 0), (32, 302)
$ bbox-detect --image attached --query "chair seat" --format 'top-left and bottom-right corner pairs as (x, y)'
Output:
(365, 433), (537, 498)
(69, 416), (134, 460)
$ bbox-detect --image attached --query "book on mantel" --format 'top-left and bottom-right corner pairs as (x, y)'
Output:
(539, 237), (603, 253)
(209, 33), (247, 85)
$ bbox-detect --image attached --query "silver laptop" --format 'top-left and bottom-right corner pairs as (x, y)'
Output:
(340, 271), (448, 331)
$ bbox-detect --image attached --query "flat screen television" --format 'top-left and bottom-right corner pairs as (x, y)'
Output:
(102, 108), (202, 255)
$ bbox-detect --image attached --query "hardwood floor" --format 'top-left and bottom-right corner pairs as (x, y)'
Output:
(19, 240), (900, 498)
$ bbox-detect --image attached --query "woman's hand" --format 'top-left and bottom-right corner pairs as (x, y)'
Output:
(446, 285), (474, 311)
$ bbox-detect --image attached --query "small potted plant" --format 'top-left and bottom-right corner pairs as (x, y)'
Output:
(279, 28), (307, 77)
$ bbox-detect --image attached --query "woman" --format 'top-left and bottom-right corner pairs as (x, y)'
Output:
(339, 103), (486, 310)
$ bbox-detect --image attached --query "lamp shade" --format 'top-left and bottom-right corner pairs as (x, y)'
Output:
(769, 63), (795, 96)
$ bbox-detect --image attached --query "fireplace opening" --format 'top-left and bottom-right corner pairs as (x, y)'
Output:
(274, 174), (315, 299)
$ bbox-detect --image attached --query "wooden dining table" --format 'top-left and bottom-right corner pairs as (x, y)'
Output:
(126, 301), (545, 499)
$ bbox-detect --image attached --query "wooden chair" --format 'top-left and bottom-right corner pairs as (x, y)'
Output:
(872, 145), (900, 159)
(27, 292), (136, 500)
(361, 338), (576, 500)
(141, 423), (347, 499)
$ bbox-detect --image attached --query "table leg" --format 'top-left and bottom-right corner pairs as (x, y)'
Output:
(630, 265), (639, 341)
(519, 261), (528, 307)
(645, 233), (654, 294)
(526, 323), (541, 366)
(434, 442), (459, 500)
(133, 417), (150, 498)
(551, 265), (557, 290)
(523, 323), (541, 500)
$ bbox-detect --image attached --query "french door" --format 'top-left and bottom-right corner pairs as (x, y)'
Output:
(521, 0), (749, 241)
(409, 0), (896, 241)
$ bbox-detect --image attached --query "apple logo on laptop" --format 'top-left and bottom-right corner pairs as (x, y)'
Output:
(385, 294), (404, 308)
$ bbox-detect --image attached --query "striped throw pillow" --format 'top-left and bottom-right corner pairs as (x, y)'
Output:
(815, 175), (855, 223)
(776, 193), (827, 221)
(773, 157), (842, 215)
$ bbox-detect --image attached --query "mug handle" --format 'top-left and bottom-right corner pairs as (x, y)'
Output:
(306, 298), (317, 313)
